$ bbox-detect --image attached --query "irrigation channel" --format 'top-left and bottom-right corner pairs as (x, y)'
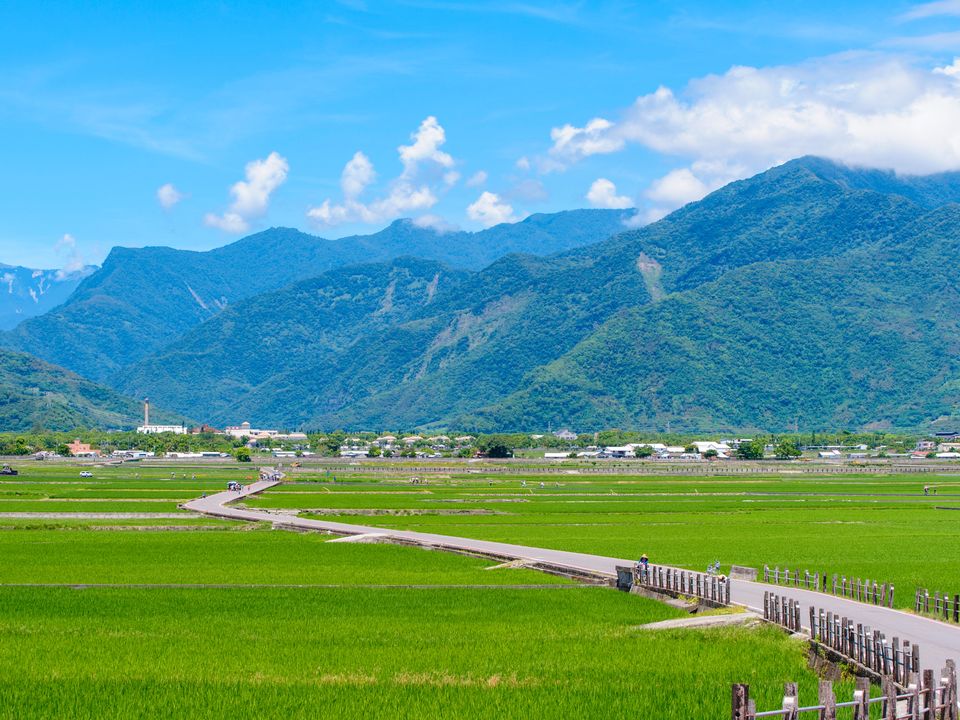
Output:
(185, 480), (960, 677)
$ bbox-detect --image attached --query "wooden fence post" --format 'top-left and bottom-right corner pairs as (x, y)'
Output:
(809, 606), (816, 638)
(818, 680), (836, 720)
(945, 658), (958, 720)
(954, 594), (959, 623)
(882, 676), (897, 720)
(731, 683), (753, 720)
(909, 678), (921, 720)
(923, 669), (935, 720)
(853, 676), (870, 720)
(782, 682), (798, 720)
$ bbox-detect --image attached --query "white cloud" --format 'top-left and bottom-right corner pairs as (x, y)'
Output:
(585, 178), (632, 209)
(548, 53), (960, 218)
(934, 57), (960, 78)
(515, 156), (531, 171)
(413, 214), (459, 233)
(341, 151), (376, 198)
(308, 117), (457, 227)
(467, 191), (516, 227)
(899, 0), (960, 20)
(550, 117), (623, 162)
(53, 233), (85, 279)
(205, 151), (289, 233)
(466, 170), (488, 187)
(156, 183), (184, 209)
(398, 116), (454, 176)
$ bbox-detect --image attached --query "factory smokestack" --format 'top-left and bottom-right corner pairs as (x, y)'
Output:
(144, 398), (150, 427)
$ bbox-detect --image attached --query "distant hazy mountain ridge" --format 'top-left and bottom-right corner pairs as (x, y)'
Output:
(0, 264), (95, 330)
(1, 210), (630, 382)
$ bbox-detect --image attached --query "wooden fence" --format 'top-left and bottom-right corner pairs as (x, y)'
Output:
(763, 565), (895, 608)
(630, 564), (731, 606)
(762, 593), (921, 686)
(732, 663), (958, 719)
(916, 589), (960, 624)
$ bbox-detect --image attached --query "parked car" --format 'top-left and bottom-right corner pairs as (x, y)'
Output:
(79, 471), (93, 478)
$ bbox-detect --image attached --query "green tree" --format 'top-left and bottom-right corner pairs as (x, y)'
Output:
(774, 438), (801, 459)
(703, 448), (718, 459)
(736, 439), (765, 460)
(634, 445), (654, 458)
(483, 442), (512, 458)
(367, 446), (381, 457)
(234, 447), (252, 463)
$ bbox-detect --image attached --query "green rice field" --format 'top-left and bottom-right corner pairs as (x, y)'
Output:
(0, 459), (952, 717)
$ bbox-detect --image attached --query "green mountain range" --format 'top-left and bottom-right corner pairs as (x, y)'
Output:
(0, 348), (184, 432)
(8, 157), (960, 433)
(112, 157), (960, 432)
(2, 210), (629, 383)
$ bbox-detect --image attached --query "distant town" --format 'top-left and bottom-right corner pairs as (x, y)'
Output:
(7, 399), (959, 464)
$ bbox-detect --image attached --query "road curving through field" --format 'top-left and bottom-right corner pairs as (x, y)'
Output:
(185, 480), (960, 675)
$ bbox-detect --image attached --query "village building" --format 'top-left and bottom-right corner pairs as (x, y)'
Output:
(67, 439), (99, 457)
(136, 399), (187, 435)
(224, 421), (279, 441)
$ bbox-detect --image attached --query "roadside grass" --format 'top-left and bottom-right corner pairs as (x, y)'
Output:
(0, 586), (832, 719)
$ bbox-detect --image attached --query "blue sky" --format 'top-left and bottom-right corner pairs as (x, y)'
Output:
(3, 0), (960, 270)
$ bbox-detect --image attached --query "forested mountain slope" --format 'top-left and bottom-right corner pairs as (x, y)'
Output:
(0, 349), (184, 432)
(117, 157), (960, 431)
(2, 210), (629, 382)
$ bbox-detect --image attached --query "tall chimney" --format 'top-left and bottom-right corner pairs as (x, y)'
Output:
(144, 398), (150, 427)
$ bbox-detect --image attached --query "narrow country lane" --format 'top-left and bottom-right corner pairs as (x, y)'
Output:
(185, 481), (960, 674)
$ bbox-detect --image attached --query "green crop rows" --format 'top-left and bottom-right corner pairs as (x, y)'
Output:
(1, 461), (939, 717)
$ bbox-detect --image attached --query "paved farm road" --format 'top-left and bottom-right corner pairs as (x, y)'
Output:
(185, 481), (960, 674)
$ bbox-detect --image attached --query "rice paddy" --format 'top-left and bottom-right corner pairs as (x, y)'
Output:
(1, 459), (952, 717)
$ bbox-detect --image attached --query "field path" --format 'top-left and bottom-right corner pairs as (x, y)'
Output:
(185, 480), (960, 674)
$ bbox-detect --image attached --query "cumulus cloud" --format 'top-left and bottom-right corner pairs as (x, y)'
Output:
(585, 178), (632, 209)
(341, 152), (376, 198)
(53, 233), (85, 279)
(466, 170), (488, 187)
(205, 151), (289, 233)
(156, 183), (184, 209)
(398, 116), (454, 176)
(467, 191), (516, 227)
(547, 53), (960, 221)
(308, 116), (458, 227)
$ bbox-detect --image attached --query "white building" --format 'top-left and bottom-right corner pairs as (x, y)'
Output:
(138, 424), (187, 435)
(135, 399), (186, 434)
(224, 421), (280, 441)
